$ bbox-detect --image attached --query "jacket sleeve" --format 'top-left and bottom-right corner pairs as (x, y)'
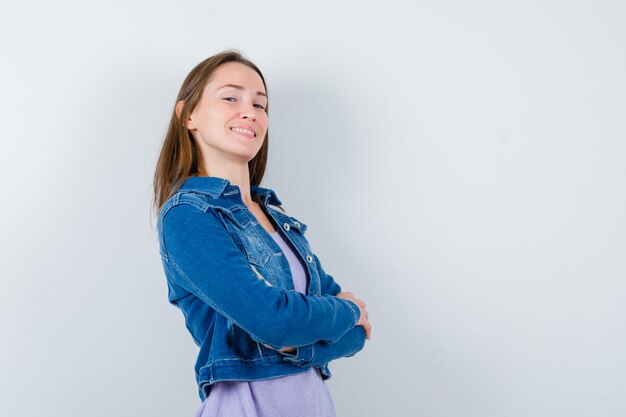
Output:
(315, 253), (343, 296)
(159, 203), (360, 349)
(279, 326), (366, 368)
(276, 253), (367, 364)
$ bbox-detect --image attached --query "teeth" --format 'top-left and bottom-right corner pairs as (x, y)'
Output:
(231, 127), (255, 137)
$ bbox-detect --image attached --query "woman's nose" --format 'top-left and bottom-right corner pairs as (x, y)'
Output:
(238, 105), (256, 120)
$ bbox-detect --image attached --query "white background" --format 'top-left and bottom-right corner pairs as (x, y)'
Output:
(1, 1), (625, 416)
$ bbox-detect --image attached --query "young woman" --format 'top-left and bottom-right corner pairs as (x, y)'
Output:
(152, 50), (371, 417)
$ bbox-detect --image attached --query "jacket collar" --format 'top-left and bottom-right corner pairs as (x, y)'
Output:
(178, 176), (282, 207)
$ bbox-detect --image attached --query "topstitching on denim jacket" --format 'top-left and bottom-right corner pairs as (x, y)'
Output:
(157, 176), (366, 400)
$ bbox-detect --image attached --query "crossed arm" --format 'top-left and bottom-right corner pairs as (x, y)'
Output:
(161, 202), (366, 368)
(263, 254), (368, 368)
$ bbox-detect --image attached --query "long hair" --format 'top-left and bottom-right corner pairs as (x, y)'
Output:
(151, 50), (270, 220)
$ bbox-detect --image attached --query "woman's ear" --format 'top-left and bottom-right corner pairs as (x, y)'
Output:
(175, 100), (184, 119)
(175, 100), (195, 129)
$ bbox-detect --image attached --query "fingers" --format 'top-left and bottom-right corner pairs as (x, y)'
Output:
(360, 319), (372, 340)
(336, 292), (371, 340)
(360, 308), (371, 340)
(355, 305), (372, 341)
(339, 292), (366, 309)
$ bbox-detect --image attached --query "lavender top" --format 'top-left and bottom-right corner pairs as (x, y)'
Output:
(194, 228), (337, 417)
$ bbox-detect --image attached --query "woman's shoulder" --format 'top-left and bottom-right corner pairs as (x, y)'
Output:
(158, 191), (209, 220)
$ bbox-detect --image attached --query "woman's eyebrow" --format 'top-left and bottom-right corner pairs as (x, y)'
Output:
(217, 84), (267, 97)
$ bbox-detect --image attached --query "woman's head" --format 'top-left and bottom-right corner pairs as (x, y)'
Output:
(152, 50), (269, 215)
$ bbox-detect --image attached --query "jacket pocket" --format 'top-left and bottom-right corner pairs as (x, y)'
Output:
(220, 210), (271, 267)
(237, 229), (271, 267)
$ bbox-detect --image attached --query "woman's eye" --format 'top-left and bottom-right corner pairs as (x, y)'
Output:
(223, 97), (265, 110)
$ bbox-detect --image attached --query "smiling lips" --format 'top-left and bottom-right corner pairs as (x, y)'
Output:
(230, 126), (256, 138)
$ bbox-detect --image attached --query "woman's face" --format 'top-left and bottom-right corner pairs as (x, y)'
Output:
(187, 62), (268, 165)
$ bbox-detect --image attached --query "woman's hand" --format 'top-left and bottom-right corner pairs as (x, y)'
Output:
(336, 291), (371, 340)
(262, 343), (296, 354)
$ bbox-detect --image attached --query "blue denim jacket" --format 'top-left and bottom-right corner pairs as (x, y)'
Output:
(157, 176), (366, 400)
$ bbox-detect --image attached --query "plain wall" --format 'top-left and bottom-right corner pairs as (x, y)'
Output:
(1, 1), (625, 416)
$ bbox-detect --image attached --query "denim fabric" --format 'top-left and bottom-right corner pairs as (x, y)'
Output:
(157, 176), (366, 400)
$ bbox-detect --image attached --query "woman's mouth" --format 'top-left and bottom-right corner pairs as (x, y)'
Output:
(230, 127), (256, 138)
